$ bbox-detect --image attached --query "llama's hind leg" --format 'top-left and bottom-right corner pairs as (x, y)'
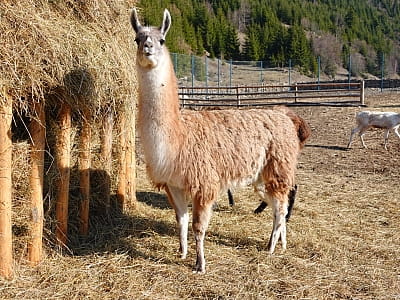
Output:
(192, 198), (214, 273)
(165, 185), (189, 259)
(267, 194), (288, 254)
(359, 128), (368, 148)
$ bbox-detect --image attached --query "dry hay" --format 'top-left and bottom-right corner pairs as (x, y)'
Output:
(0, 0), (137, 115)
(2, 87), (400, 298)
(1, 0), (138, 267)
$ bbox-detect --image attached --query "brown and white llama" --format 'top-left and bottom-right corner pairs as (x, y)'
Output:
(131, 8), (309, 273)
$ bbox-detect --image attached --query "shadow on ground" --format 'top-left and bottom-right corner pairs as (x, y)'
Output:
(305, 144), (349, 151)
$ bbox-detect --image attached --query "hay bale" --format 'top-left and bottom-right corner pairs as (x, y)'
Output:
(0, 0), (139, 256)
(0, 0), (137, 115)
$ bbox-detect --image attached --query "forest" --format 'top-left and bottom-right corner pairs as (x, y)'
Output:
(137, 0), (400, 78)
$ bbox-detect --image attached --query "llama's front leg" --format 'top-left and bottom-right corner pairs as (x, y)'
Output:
(267, 196), (288, 254)
(165, 185), (189, 259)
(384, 129), (390, 150)
(192, 199), (213, 273)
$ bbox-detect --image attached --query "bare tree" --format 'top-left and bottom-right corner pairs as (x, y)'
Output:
(312, 33), (342, 78)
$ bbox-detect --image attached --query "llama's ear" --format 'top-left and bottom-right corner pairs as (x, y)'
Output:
(160, 9), (171, 37)
(130, 8), (141, 33)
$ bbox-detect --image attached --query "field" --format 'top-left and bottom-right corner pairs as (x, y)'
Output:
(1, 91), (400, 299)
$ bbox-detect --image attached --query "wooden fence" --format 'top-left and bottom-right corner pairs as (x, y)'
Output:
(179, 81), (365, 108)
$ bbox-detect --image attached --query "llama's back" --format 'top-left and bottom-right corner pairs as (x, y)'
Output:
(176, 109), (300, 200)
(274, 106), (311, 148)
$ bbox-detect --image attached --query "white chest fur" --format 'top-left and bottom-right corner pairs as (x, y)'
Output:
(137, 61), (177, 182)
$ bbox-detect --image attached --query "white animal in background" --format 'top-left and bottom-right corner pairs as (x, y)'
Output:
(347, 111), (400, 150)
(130, 8), (310, 273)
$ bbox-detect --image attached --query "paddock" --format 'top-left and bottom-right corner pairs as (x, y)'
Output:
(1, 90), (399, 299)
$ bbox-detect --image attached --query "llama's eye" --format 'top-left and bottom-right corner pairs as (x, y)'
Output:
(160, 39), (165, 45)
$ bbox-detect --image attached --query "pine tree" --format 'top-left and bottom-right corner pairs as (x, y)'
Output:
(224, 24), (241, 59)
(244, 24), (261, 61)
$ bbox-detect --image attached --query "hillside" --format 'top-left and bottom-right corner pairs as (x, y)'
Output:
(137, 0), (400, 78)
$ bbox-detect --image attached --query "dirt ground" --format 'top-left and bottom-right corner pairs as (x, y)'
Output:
(1, 90), (400, 299)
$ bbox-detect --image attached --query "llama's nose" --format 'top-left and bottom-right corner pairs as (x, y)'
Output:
(144, 37), (154, 54)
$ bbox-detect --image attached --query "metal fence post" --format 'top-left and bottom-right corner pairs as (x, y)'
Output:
(348, 53), (352, 88)
(218, 58), (220, 87)
(288, 59), (292, 88)
(229, 59), (232, 88)
(360, 80), (365, 105)
(317, 56), (320, 90)
(191, 55), (194, 90)
(205, 55), (208, 88)
(381, 53), (384, 92)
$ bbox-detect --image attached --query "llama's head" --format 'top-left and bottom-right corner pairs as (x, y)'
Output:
(130, 8), (171, 69)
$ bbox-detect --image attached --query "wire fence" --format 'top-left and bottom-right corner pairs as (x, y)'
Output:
(171, 53), (399, 90)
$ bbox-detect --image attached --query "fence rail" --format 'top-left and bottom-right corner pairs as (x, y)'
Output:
(179, 81), (364, 108)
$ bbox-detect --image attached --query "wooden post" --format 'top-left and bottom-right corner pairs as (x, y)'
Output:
(125, 112), (136, 206)
(0, 88), (13, 279)
(360, 80), (365, 105)
(79, 108), (91, 235)
(116, 114), (127, 211)
(27, 101), (45, 265)
(55, 102), (71, 246)
(101, 109), (113, 212)
(236, 86), (240, 108)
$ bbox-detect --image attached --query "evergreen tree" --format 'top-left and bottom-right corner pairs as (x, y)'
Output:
(224, 24), (241, 60)
(244, 24), (262, 60)
(137, 0), (400, 77)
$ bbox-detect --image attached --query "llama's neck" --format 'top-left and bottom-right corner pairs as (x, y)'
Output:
(137, 49), (184, 179)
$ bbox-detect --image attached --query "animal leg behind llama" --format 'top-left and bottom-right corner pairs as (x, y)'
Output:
(131, 8), (309, 273)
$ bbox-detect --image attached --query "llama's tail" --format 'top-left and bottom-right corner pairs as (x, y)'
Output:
(276, 106), (311, 148)
(291, 112), (311, 149)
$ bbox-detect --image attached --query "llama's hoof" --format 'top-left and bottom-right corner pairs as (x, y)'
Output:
(177, 249), (187, 259)
(192, 266), (205, 274)
(193, 260), (205, 274)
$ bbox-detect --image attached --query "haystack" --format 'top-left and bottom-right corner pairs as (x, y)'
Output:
(0, 0), (138, 265)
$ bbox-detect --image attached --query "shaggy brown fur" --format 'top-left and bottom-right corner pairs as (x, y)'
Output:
(274, 106), (311, 149)
(131, 8), (309, 273)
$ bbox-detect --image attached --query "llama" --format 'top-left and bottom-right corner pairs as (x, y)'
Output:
(131, 8), (309, 273)
(347, 111), (400, 150)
